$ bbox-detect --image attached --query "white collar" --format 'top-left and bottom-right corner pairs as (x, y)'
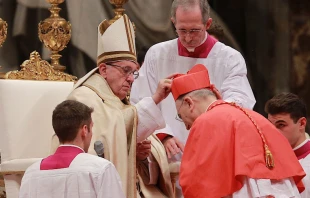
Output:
(186, 32), (208, 52)
(59, 144), (85, 153)
(293, 138), (310, 150)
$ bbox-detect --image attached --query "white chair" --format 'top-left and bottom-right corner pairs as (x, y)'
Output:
(0, 158), (42, 198)
(0, 79), (74, 198)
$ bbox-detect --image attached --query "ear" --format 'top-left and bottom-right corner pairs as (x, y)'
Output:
(205, 18), (212, 30)
(171, 17), (176, 25)
(81, 125), (88, 138)
(98, 63), (108, 78)
(184, 96), (195, 111)
(299, 117), (307, 131)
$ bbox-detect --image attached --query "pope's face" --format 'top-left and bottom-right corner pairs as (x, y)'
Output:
(102, 60), (139, 100)
(173, 5), (210, 49)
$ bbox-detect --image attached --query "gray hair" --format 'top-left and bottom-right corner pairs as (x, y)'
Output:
(171, 0), (210, 24)
(177, 88), (216, 101)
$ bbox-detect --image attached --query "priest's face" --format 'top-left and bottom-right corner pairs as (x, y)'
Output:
(100, 60), (139, 100)
(268, 113), (307, 148)
(172, 5), (212, 49)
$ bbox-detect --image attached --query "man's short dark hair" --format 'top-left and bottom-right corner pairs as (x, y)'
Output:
(265, 92), (307, 123)
(52, 100), (94, 143)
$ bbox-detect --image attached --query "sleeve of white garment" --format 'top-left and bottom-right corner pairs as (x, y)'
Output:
(134, 97), (166, 143)
(97, 163), (126, 198)
(220, 51), (256, 109)
(131, 49), (174, 139)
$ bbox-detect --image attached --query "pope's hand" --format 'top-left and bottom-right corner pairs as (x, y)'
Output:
(152, 73), (178, 104)
(136, 140), (151, 161)
(162, 136), (184, 158)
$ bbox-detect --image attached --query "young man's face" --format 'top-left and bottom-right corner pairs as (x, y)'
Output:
(268, 113), (305, 148)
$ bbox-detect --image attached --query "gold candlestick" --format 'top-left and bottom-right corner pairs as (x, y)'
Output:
(109, 0), (129, 24)
(38, 0), (71, 72)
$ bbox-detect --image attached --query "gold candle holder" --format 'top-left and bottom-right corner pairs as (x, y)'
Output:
(38, 0), (71, 72)
(109, 0), (129, 24)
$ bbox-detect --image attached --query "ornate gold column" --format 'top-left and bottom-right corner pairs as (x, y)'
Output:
(0, 18), (8, 78)
(0, 18), (7, 48)
(38, 0), (71, 72)
(109, 0), (129, 24)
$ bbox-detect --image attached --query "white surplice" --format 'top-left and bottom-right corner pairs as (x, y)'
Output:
(295, 139), (310, 198)
(299, 154), (310, 198)
(225, 177), (301, 198)
(19, 153), (125, 198)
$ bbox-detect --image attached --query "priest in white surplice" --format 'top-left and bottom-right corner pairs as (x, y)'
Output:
(130, 0), (256, 161)
(20, 100), (125, 198)
(266, 93), (310, 197)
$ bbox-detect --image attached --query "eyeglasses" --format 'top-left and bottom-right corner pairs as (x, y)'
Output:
(176, 29), (204, 37)
(175, 99), (185, 122)
(107, 63), (139, 79)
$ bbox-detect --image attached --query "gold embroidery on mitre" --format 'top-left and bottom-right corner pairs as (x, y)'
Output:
(123, 15), (135, 56)
(99, 20), (111, 35)
(97, 52), (137, 65)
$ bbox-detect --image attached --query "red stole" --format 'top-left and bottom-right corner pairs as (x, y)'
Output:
(177, 34), (218, 58)
(294, 140), (310, 160)
(40, 146), (84, 170)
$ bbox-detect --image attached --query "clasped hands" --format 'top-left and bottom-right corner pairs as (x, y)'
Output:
(136, 140), (151, 161)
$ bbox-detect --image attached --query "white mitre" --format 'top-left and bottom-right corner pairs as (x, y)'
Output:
(72, 15), (137, 89)
(97, 14), (137, 65)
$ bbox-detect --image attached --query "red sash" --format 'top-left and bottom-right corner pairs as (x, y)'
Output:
(294, 140), (310, 160)
(40, 146), (84, 170)
(177, 34), (218, 58)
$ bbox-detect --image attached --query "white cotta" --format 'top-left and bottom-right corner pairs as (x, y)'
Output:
(298, 146), (310, 197)
(19, 153), (125, 198)
(225, 177), (301, 198)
